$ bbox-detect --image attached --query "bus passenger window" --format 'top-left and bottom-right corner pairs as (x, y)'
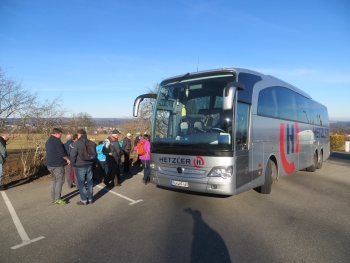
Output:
(257, 88), (278, 118)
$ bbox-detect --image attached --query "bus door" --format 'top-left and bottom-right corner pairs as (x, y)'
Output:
(235, 103), (252, 190)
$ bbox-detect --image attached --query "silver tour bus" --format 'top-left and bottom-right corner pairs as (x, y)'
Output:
(133, 68), (330, 195)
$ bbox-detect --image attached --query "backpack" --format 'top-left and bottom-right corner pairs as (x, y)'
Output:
(119, 139), (124, 148)
(136, 141), (146, 156)
(82, 140), (97, 161)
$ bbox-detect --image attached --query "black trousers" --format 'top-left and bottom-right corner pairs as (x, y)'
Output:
(106, 156), (121, 185)
(123, 152), (130, 172)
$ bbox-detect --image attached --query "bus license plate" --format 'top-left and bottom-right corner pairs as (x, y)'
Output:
(170, 180), (189, 188)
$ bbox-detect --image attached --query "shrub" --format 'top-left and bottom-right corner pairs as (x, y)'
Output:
(330, 134), (345, 151)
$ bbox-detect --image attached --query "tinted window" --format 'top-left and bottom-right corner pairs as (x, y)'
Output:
(321, 107), (329, 126)
(296, 95), (309, 123)
(309, 100), (320, 125)
(257, 86), (328, 126)
(238, 73), (262, 103)
(276, 88), (297, 120)
(257, 87), (278, 118)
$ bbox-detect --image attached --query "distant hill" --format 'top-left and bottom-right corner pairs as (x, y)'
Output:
(91, 118), (132, 127)
(330, 121), (350, 134)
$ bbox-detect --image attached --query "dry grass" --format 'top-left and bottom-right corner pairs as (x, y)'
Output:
(6, 133), (45, 150)
(5, 133), (115, 150)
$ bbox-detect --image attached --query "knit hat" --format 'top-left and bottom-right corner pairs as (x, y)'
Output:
(112, 129), (121, 134)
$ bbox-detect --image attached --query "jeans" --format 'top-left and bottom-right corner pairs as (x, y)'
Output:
(48, 166), (65, 201)
(64, 164), (73, 187)
(74, 166), (93, 202)
(0, 164), (3, 185)
(141, 160), (150, 181)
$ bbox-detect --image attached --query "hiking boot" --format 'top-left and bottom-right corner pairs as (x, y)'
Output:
(88, 200), (93, 204)
(54, 200), (66, 205)
(77, 201), (87, 205)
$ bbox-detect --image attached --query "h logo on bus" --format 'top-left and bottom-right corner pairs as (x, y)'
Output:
(280, 122), (299, 174)
(193, 156), (204, 168)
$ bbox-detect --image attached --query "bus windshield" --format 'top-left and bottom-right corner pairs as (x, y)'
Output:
(152, 74), (235, 151)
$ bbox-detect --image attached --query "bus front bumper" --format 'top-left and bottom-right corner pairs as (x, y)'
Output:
(150, 174), (236, 195)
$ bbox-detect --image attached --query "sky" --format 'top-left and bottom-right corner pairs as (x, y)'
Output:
(0, 0), (349, 121)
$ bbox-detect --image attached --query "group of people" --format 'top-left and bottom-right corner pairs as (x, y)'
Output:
(45, 128), (151, 205)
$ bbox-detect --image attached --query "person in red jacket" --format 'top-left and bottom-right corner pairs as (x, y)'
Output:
(134, 134), (151, 185)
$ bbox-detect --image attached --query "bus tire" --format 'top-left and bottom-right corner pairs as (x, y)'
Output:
(306, 152), (317, 172)
(316, 151), (323, 169)
(260, 159), (277, 194)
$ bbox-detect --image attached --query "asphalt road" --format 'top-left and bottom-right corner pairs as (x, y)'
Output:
(1, 152), (349, 263)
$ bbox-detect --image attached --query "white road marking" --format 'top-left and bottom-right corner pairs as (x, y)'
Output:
(1, 191), (45, 249)
(95, 185), (143, 205)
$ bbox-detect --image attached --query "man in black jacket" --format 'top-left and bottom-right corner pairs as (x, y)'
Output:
(122, 133), (132, 173)
(105, 129), (122, 186)
(45, 128), (70, 204)
(69, 129), (94, 205)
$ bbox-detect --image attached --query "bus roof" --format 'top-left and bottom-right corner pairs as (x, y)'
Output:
(160, 68), (312, 99)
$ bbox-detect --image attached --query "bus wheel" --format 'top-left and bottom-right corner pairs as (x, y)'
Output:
(316, 151), (323, 169)
(260, 159), (277, 194)
(306, 152), (317, 172)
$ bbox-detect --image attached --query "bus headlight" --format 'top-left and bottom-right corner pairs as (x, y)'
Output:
(150, 161), (156, 170)
(208, 166), (233, 179)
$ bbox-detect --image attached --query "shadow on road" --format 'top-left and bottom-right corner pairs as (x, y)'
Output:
(326, 151), (350, 166)
(61, 188), (80, 203)
(184, 208), (231, 263)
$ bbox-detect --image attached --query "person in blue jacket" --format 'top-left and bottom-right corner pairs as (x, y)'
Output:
(96, 140), (109, 184)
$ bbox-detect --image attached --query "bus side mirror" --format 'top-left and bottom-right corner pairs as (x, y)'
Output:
(133, 94), (157, 117)
(223, 82), (245, 110)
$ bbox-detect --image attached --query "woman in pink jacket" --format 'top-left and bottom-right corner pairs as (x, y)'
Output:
(134, 134), (151, 184)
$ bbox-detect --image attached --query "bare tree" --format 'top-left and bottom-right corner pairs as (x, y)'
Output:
(0, 67), (37, 129)
(65, 112), (95, 134)
(19, 97), (66, 177)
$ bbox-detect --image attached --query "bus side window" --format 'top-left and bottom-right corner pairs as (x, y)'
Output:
(296, 95), (309, 123)
(277, 88), (297, 121)
(257, 87), (278, 118)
